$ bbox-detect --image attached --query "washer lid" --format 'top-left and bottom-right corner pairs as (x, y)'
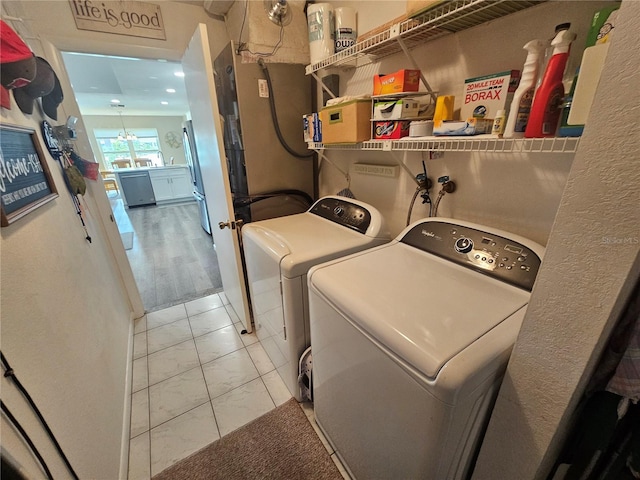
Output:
(309, 242), (531, 379)
(242, 213), (387, 278)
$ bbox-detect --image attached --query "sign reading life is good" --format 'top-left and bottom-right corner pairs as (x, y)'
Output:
(1, 125), (58, 227)
(69, 0), (165, 40)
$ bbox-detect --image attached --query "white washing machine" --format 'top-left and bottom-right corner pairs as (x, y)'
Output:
(242, 196), (389, 401)
(308, 218), (545, 479)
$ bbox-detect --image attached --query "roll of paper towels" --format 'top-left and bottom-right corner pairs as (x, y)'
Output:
(334, 7), (357, 53)
(307, 3), (335, 64)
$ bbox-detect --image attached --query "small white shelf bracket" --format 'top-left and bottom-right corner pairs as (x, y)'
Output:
(315, 149), (350, 186)
(311, 72), (337, 100)
(391, 150), (420, 186)
(396, 37), (438, 104)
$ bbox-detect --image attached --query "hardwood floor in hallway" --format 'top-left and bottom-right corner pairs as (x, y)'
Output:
(110, 195), (223, 312)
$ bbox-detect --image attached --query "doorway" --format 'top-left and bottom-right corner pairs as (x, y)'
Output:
(61, 51), (223, 311)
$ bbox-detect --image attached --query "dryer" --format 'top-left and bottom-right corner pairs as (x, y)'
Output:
(308, 218), (545, 479)
(242, 196), (389, 401)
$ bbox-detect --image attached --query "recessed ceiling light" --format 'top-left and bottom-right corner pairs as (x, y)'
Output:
(166, 88), (176, 93)
(111, 99), (120, 103)
(161, 101), (169, 105)
(149, 76), (158, 80)
(174, 71), (185, 78)
(90, 86), (99, 90)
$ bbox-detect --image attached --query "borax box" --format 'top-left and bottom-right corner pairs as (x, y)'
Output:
(461, 70), (520, 121)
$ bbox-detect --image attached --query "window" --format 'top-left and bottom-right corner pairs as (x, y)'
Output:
(95, 129), (163, 170)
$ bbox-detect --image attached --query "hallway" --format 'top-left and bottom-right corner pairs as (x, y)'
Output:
(127, 292), (350, 479)
(110, 195), (223, 311)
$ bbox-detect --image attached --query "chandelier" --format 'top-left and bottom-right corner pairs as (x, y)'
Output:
(117, 111), (137, 141)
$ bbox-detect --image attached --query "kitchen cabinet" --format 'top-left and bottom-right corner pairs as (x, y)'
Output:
(148, 166), (194, 203)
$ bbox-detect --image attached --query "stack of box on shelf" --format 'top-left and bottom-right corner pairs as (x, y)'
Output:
(372, 69), (426, 140)
(306, 69), (432, 145)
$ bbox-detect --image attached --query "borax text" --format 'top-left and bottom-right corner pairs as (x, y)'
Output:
(465, 78), (505, 103)
(71, 1), (161, 29)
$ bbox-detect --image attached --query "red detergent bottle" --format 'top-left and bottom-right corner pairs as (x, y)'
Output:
(525, 28), (576, 137)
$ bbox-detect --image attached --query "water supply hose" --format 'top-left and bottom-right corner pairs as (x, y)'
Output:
(406, 186), (423, 226)
(258, 59), (314, 159)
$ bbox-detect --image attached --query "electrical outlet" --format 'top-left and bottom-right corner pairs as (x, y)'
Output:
(258, 79), (269, 98)
(352, 163), (398, 178)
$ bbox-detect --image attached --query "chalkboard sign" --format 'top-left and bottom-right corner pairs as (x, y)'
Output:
(1, 124), (58, 226)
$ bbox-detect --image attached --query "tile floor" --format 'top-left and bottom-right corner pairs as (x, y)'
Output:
(127, 292), (350, 479)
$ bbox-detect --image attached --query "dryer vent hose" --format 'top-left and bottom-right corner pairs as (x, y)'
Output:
(258, 59), (314, 159)
(233, 189), (313, 209)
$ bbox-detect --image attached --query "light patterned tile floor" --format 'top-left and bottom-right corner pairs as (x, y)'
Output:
(127, 292), (350, 479)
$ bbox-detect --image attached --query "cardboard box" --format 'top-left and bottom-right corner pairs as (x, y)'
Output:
(373, 70), (421, 96)
(460, 70), (520, 121)
(406, 0), (446, 18)
(320, 99), (371, 144)
(373, 120), (411, 139)
(432, 118), (494, 136)
(357, 14), (416, 43)
(303, 113), (322, 143)
(373, 98), (420, 120)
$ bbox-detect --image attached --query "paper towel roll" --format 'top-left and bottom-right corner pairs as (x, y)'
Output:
(334, 7), (357, 53)
(307, 3), (335, 64)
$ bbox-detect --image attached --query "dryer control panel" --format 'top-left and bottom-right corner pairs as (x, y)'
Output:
(310, 197), (372, 234)
(401, 221), (542, 291)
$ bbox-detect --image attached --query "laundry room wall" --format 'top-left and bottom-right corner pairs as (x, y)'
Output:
(474, 1), (640, 475)
(0, 59), (136, 480)
(317, 0), (612, 246)
(82, 115), (188, 168)
(0, 1), (228, 478)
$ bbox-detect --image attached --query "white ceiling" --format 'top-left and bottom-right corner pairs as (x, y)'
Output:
(61, 51), (191, 117)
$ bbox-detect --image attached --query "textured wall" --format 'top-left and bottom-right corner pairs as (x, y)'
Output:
(473, 1), (640, 477)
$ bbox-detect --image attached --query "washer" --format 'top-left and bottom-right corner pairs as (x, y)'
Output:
(242, 196), (389, 401)
(308, 218), (544, 479)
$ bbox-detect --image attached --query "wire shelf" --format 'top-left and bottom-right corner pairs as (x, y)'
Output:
(310, 137), (580, 154)
(305, 0), (545, 74)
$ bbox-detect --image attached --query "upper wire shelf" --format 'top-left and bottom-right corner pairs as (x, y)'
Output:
(305, 0), (545, 74)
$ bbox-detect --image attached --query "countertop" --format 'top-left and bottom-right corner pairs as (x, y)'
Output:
(110, 165), (188, 174)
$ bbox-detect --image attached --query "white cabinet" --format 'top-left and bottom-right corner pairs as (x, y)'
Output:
(149, 167), (194, 204)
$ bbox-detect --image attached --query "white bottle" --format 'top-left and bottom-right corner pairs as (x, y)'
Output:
(492, 109), (506, 136)
(504, 39), (547, 138)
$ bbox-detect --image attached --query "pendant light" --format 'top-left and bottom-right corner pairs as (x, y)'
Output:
(117, 111), (137, 141)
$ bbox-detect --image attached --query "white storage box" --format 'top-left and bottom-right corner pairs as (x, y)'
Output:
(373, 98), (420, 120)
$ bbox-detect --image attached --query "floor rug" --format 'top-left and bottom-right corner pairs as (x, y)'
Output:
(152, 398), (343, 480)
(120, 231), (134, 250)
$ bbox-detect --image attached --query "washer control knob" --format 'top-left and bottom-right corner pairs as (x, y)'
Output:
(334, 206), (344, 217)
(454, 237), (474, 254)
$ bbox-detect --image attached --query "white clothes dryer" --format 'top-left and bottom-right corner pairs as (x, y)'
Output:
(242, 196), (389, 401)
(308, 218), (545, 479)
